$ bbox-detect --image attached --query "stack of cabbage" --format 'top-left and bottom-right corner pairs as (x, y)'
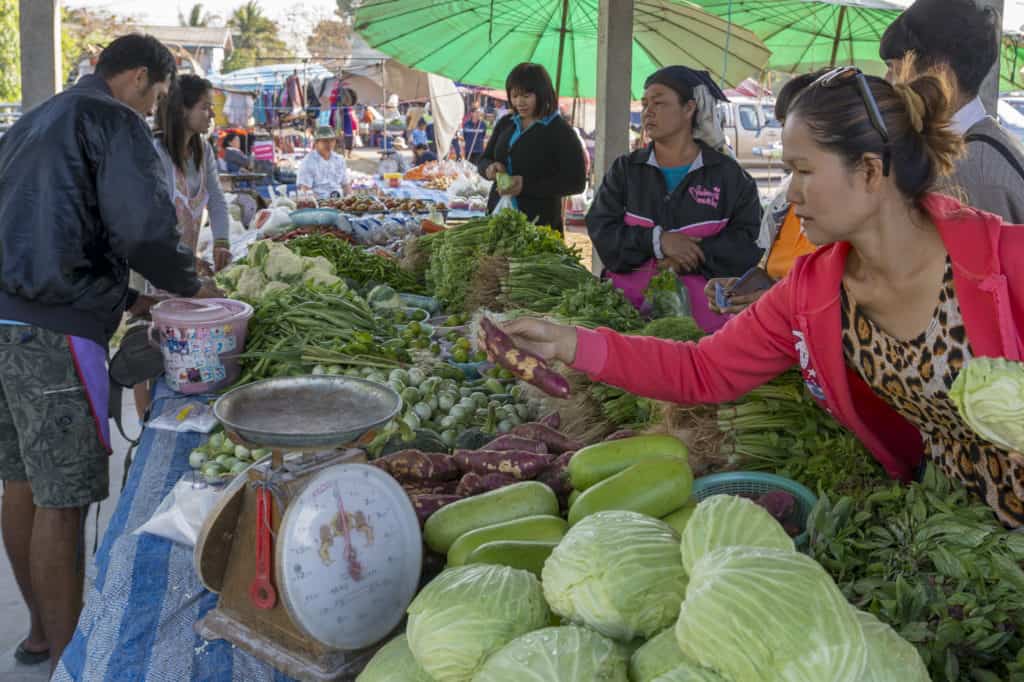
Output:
(357, 495), (929, 682)
(215, 240), (341, 300)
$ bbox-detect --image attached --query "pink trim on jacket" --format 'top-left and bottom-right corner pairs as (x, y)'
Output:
(572, 194), (1024, 481)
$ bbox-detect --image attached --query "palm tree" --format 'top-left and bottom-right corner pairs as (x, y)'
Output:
(179, 3), (210, 27)
(223, 1), (291, 72)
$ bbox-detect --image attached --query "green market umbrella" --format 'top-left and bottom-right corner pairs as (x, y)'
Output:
(354, 0), (771, 98)
(688, 0), (903, 76)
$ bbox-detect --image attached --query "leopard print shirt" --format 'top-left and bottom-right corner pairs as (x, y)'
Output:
(841, 258), (1024, 528)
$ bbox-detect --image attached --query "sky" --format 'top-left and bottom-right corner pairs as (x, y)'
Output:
(65, 1), (340, 34)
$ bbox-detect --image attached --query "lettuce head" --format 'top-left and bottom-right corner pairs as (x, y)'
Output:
(680, 495), (795, 575)
(854, 609), (929, 682)
(356, 634), (432, 682)
(472, 626), (629, 682)
(950, 357), (1024, 452)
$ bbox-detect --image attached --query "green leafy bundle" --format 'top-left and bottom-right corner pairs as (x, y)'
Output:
(286, 234), (425, 294)
(553, 277), (642, 332)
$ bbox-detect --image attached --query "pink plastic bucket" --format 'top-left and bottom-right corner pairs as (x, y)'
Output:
(150, 298), (254, 394)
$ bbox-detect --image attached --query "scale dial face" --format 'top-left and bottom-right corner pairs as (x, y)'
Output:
(276, 463), (422, 650)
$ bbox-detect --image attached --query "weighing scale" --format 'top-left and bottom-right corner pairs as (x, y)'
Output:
(194, 376), (421, 681)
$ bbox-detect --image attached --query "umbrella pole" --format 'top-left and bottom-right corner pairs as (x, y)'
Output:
(829, 6), (848, 68)
(555, 0), (570, 96)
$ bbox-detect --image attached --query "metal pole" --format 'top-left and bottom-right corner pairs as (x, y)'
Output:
(829, 6), (847, 67)
(978, 0), (1007, 115)
(555, 0), (570, 96)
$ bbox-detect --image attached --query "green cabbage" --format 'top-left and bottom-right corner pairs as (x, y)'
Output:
(406, 564), (549, 682)
(630, 628), (688, 682)
(675, 546), (867, 682)
(356, 634), (432, 682)
(950, 357), (1024, 451)
(679, 495), (794, 575)
(471, 626), (629, 681)
(854, 610), (929, 682)
(651, 662), (730, 682)
(542, 511), (687, 641)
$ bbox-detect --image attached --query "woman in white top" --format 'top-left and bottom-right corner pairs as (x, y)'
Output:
(297, 126), (351, 198)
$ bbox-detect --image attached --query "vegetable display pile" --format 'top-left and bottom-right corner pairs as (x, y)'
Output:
(553, 276), (643, 332)
(358, 461), (929, 682)
(187, 428), (271, 484)
(286, 233), (425, 294)
(215, 240), (342, 301)
(810, 463), (1024, 681)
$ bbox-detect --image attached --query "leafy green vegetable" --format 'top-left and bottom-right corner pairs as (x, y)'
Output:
(650, 663), (729, 682)
(644, 270), (692, 319)
(495, 172), (514, 194)
(629, 628), (688, 682)
(473, 626), (629, 682)
(637, 316), (705, 343)
(542, 511), (687, 641)
(406, 564), (549, 682)
(286, 234), (425, 294)
(355, 634), (432, 682)
(553, 277), (642, 332)
(679, 494), (795, 575)
(950, 357), (1024, 452)
(855, 609), (930, 682)
(676, 546), (868, 682)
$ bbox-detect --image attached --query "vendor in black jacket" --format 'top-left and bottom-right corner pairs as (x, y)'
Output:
(478, 63), (587, 232)
(587, 66), (764, 332)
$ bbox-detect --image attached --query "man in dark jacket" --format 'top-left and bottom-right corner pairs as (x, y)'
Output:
(587, 66), (763, 332)
(0, 34), (215, 672)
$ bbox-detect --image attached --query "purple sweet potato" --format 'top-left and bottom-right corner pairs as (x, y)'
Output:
(481, 435), (549, 454)
(755, 490), (797, 523)
(455, 472), (520, 497)
(409, 494), (463, 526)
(452, 449), (552, 479)
(536, 451), (575, 496)
(402, 480), (460, 496)
(480, 317), (570, 399)
(604, 429), (638, 441)
(510, 423), (582, 454)
(540, 412), (561, 430)
(371, 450), (460, 483)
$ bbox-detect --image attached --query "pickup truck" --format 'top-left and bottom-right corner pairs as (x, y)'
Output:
(717, 96), (786, 182)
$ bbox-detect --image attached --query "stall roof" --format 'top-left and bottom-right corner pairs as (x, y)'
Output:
(135, 25), (233, 51)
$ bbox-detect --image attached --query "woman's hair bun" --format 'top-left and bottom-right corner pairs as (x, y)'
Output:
(896, 72), (963, 179)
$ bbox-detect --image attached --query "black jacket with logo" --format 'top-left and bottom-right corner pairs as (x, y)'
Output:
(0, 75), (199, 345)
(586, 142), (763, 279)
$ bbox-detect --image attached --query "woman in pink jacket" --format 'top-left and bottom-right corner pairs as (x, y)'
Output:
(498, 68), (1024, 527)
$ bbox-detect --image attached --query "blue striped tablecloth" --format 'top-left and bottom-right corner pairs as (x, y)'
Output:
(54, 382), (294, 682)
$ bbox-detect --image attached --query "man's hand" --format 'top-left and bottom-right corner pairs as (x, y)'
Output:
(196, 259), (215, 278)
(213, 247), (233, 272)
(128, 294), (159, 317)
(704, 277), (770, 315)
(499, 175), (524, 198)
(661, 232), (704, 273)
(194, 278), (224, 299)
(484, 162), (507, 181)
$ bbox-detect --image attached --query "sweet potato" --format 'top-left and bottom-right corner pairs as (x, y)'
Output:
(536, 451), (574, 496)
(371, 450), (460, 483)
(481, 435), (548, 454)
(452, 449), (552, 479)
(480, 317), (570, 399)
(540, 412), (561, 430)
(455, 472), (520, 497)
(510, 423), (582, 454)
(402, 480), (460, 496)
(756, 490), (797, 524)
(410, 494), (463, 526)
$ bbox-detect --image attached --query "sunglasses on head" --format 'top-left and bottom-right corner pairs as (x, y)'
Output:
(811, 66), (891, 177)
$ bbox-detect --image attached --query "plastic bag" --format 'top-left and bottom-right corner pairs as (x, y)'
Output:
(492, 194), (516, 214)
(133, 475), (222, 547)
(147, 401), (219, 433)
(644, 270), (692, 318)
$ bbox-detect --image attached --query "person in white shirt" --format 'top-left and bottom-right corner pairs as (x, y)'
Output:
(880, 0), (1024, 224)
(297, 126), (350, 198)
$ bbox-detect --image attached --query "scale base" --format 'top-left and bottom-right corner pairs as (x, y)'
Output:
(197, 608), (379, 682)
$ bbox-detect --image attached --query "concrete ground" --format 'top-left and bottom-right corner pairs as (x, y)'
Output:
(0, 391), (136, 681)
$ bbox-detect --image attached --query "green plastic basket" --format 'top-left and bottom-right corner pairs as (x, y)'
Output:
(691, 472), (818, 548)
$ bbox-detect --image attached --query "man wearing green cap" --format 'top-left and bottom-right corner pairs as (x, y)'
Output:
(297, 125), (350, 198)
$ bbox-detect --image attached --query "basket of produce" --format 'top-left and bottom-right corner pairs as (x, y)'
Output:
(691, 472), (817, 547)
(288, 207), (342, 227)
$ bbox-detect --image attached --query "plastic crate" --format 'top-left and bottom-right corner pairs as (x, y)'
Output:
(691, 472), (818, 548)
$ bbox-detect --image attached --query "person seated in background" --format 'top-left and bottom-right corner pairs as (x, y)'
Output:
(704, 69), (826, 315)
(413, 143), (438, 165)
(378, 147), (411, 176)
(222, 132), (251, 173)
(297, 126), (350, 198)
(880, 0), (1024, 223)
(586, 65), (763, 333)
(411, 118), (429, 148)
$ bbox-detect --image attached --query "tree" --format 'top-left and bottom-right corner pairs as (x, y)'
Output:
(61, 7), (129, 85)
(179, 4), (214, 27)
(306, 19), (350, 61)
(223, 1), (291, 72)
(335, 0), (363, 22)
(0, 0), (19, 102)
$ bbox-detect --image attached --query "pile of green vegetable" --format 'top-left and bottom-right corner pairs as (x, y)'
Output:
(188, 429), (271, 484)
(215, 240), (342, 300)
(358, 462), (929, 682)
(286, 232), (425, 294)
(810, 464), (1024, 681)
(553, 277), (642, 332)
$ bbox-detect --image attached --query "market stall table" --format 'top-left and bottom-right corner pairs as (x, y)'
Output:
(374, 178), (486, 220)
(53, 382), (296, 682)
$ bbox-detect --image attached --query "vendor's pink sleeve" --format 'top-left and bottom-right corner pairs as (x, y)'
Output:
(571, 277), (801, 404)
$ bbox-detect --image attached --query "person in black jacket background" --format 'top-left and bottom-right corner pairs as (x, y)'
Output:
(478, 63), (587, 232)
(0, 34), (218, 672)
(587, 66), (763, 332)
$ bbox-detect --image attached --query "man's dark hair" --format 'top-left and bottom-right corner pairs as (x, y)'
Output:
(879, 0), (999, 98)
(505, 63), (558, 118)
(222, 132), (238, 150)
(417, 118), (427, 128)
(96, 34), (177, 85)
